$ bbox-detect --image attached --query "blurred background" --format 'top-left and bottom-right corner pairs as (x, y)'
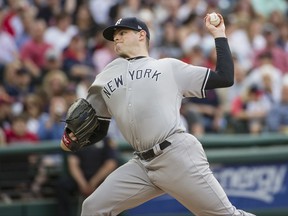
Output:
(0, 0), (288, 216)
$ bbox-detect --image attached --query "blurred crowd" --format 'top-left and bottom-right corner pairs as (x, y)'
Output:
(0, 0), (288, 149)
(0, 0), (288, 211)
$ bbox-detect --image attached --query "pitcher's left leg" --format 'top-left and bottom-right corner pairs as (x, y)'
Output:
(150, 133), (255, 216)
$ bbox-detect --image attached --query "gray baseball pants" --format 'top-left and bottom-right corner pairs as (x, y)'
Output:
(81, 133), (256, 216)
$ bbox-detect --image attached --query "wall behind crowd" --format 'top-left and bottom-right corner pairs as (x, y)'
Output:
(0, 0), (288, 146)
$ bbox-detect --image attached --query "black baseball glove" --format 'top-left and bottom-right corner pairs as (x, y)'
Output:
(61, 98), (99, 152)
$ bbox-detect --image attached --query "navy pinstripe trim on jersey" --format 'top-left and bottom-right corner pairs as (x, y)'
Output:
(201, 68), (210, 98)
(97, 116), (111, 121)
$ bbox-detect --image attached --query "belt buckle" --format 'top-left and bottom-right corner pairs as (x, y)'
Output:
(152, 144), (162, 156)
(134, 143), (164, 161)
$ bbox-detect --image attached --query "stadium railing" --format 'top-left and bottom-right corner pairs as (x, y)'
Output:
(0, 133), (287, 216)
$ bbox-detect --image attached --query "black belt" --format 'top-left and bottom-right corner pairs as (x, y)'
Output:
(134, 140), (171, 161)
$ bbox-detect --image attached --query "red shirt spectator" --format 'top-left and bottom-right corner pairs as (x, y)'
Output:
(1, 1), (28, 38)
(20, 40), (52, 68)
(4, 114), (38, 144)
(20, 19), (52, 69)
(253, 24), (288, 74)
(2, 9), (21, 38)
(5, 129), (38, 144)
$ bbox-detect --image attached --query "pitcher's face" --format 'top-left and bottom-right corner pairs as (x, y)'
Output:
(113, 28), (142, 58)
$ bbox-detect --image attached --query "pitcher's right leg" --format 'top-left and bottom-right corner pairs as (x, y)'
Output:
(81, 158), (163, 216)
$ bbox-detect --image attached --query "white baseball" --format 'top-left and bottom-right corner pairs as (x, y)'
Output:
(209, 12), (220, 26)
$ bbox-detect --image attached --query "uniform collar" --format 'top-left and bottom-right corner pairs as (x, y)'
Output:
(126, 56), (147, 61)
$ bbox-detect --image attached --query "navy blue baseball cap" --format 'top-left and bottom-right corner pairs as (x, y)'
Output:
(103, 17), (150, 41)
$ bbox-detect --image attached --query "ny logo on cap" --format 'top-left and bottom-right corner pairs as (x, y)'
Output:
(115, 18), (122, 25)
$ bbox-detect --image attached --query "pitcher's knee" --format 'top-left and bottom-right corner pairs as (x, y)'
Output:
(81, 196), (115, 216)
(81, 197), (98, 216)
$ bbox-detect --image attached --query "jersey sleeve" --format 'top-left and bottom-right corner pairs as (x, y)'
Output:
(169, 58), (210, 98)
(86, 82), (112, 121)
(86, 58), (126, 121)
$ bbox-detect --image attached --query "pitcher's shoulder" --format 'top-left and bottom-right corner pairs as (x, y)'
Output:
(103, 58), (127, 69)
(156, 57), (185, 67)
(97, 58), (128, 77)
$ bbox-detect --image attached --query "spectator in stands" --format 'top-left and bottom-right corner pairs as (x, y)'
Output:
(180, 101), (205, 137)
(0, 85), (14, 145)
(73, 3), (99, 43)
(37, 96), (67, 141)
(267, 9), (286, 30)
(277, 21), (288, 53)
(32, 48), (64, 89)
(203, 46), (217, 68)
(246, 18), (266, 53)
(244, 51), (282, 103)
(266, 83), (288, 134)
(0, 85), (13, 128)
(216, 58), (248, 132)
(231, 0), (260, 28)
(44, 12), (78, 53)
(0, 6), (19, 66)
(88, 0), (117, 25)
(22, 93), (45, 134)
(253, 23), (288, 74)
(20, 19), (53, 85)
(62, 34), (94, 82)
(177, 0), (208, 22)
(231, 85), (271, 134)
(156, 19), (183, 59)
(91, 37), (116, 73)
(1, 0), (27, 39)
(35, 0), (77, 26)
(3, 61), (33, 111)
(43, 48), (63, 71)
(251, 0), (287, 18)
(42, 69), (69, 100)
(64, 83), (78, 107)
(0, 128), (5, 146)
(0, 27), (18, 65)
(179, 13), (213, 56)
(181, 45), (206, 67)
(118, 0), (142, 18)
(3, 113), (38, 144)
(184, 89), (226, 134)
(14, 2), (35, 49)
(56, 137), (118, 216)
(39, 70), (69, 118)
(225, 15), (262, 71)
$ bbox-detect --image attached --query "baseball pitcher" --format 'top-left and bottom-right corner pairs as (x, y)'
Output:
(60, 14), (256, 216)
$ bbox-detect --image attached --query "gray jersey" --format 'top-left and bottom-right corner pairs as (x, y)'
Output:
(87, 57), (210, 151)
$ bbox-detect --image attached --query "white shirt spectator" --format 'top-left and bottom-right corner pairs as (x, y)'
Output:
(228, 29), (254, 71)
(44, 25), (78, 53)
(0, 31), (18, 64)
(89, 0), (117, 25)
(243, 64), (283, 103)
